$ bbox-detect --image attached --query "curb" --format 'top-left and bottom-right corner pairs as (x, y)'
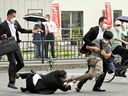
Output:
(0, 60), (87, 72)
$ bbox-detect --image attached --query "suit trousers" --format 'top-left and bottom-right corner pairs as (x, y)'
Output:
(44, 33), (55, 58)
(6, 45), (24, 84)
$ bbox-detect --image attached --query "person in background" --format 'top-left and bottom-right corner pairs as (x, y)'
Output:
(18, 70), (74, 94)
(111, 20), (128, 77)
(32, 20), (45, 59)
(43, 14), (57, 58)
(0, 9), (35, 89)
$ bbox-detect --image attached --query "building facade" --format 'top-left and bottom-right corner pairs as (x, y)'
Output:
(0, 0), (52, 41)
(54, 0), (128, 39)
(1, 0), (128, 40)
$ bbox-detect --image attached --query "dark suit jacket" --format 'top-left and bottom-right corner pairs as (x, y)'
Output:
(0, 20), (32, 43)
(26, 70), (71, 94)
(80, 26), (99, 54)
(40, 23), (45, 36)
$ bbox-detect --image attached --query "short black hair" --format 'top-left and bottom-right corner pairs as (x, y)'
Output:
(98, 16), (107, 25)
(103, 30), (113, 40)
(7, 9), (16, 16)
(58, 70), (67, 77)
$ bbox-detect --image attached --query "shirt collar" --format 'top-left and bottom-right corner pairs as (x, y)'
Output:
(6, 20), (14, 25)
(99, 26), (105, 32)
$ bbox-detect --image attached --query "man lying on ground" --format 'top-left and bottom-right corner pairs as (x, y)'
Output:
(17, 70), (75, 94)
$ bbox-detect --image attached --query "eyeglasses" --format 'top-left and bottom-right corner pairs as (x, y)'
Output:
(115, 24), (121, 27)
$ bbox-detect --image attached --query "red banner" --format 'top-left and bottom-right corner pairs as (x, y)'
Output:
(52, 3), (60, 29)
(105, 2), (112, 28)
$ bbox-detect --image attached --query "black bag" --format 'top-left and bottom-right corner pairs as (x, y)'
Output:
(0, 37), (18, 56)
(80, 43), (91, 54)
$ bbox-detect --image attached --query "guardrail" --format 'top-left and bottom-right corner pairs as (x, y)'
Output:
(0, 39), (86, 63)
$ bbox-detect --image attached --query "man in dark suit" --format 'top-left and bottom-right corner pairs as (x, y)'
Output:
(18, 70), (73, 94)
(76, 17), (108, 92)
(0, 9), (33, 89)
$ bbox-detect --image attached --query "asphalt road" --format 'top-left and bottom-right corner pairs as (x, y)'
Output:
(0, 68), (128, 96)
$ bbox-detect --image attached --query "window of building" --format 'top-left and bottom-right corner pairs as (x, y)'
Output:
(102, 10), (122, 26)
(113, 10), (122, 22)
(61, 11), (83, 39)
(102, 10), (122, 21)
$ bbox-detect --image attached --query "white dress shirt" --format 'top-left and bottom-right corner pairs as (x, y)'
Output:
(95, 26), (104, 40)
(32, 74), (42, 86)
(44, 21), (57, 33)
(7, 20), (17, 41)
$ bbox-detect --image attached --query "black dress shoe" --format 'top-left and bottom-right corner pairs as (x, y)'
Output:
(20, 87), (27, 92)
(8, 83), (18, 89)
(75, 88), (80, 92)
(93, 88), (106, 92)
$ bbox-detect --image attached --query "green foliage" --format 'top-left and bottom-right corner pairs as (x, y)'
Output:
(21, 49), (77, 58)
(70, 25), (80, 40)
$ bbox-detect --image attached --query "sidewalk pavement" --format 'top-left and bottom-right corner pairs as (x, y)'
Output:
(0, 59), (87, 72)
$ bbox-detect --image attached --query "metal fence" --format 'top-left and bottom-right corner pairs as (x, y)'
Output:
(0, 39), (86, 62)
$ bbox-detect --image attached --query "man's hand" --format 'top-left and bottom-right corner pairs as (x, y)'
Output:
(63, 82), (71, 88)
(32, 29), (37, 33)
(1, 34), (7, 39)
(72, 80), (77, 83)
(94, 47), (100, 52)
(86, 46), (100, 52)
(101, 50), (108, 59)
(37, 28), (43, 32)
(101, 50), (106, 55)
(125, 42), (128, 46)
(32, 28), (43, 33)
